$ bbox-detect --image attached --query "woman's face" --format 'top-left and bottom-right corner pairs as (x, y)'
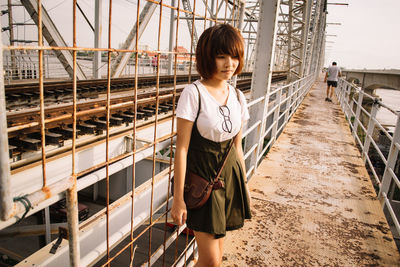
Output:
(213, 54), (239, 81)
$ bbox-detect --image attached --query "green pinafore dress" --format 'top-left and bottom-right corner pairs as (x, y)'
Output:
(185, 85), (252, 239)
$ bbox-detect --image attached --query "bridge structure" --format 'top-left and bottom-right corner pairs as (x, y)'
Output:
(342, 69), (400, 95)
(0, 0), (399, 266)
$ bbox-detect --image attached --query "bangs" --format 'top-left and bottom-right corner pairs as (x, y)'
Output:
(212, 28), (243, 58)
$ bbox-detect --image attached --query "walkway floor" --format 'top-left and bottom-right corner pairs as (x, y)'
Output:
(223, 77), (400, 266)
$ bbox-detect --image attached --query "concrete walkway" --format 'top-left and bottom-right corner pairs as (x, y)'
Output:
(223, 77), (400, 266)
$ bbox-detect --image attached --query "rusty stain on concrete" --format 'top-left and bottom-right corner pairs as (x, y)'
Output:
(223, 78), (400, 266)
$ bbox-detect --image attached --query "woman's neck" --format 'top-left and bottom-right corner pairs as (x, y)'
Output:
(201, 78), (228, 91)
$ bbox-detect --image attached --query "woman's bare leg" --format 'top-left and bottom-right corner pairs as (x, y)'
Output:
(194, 231), (224, 267)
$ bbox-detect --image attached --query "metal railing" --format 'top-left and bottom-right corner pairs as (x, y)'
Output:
(336, 78), (400, 237)
(0, 1), (250, 266)
(243, 74), (316, 177)
(3, 52), (197, 81)
(0, 0), (325, 266)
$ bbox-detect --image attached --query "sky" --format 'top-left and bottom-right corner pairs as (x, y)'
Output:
(324, 0), (400, 69)
(1, 0), (400, 70)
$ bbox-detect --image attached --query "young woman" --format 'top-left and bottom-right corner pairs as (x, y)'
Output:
(171, 24), (251, 267)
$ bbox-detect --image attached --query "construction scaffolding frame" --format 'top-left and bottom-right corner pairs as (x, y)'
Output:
(0, 0), (325, 266)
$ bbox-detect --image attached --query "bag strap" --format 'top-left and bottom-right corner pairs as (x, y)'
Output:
(193, 83), (201, 122)
(214, 135), (237, 183)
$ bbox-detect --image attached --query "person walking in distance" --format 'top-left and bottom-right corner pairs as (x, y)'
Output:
(171, 24), (251, 267)
(324, 61), (342, 102)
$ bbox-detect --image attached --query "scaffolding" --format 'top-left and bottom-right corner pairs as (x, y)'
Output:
(0, 0), (325, 266)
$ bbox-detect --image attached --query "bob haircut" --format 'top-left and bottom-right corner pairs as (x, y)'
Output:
(196, 24), (244, 79)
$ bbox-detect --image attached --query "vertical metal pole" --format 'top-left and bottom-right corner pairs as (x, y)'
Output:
(307, 0), (323, 75)
(94, 0), (103, 79)
(271, 89), (282, 143)
(284, 84), (294, 124)
(244, 0), (281, 179)
(168, 0), (176, 75)
(231, 0), (246, 88)
(44, 206), (51, 244)
(66, 184), (80, 266)
(379, 114), (400, 199)
(209, 0), (215, 27)
(93, 0), (102, 200)
(130, 0), (141, 264)
(66, 1), (81, 266)
(0, 27), (12, 220)
(362, 101), (379, 163)
(7, 0), (16, 80)
(353, 91), (364, 139)
(286, 0), (293, 83)
(300, 0), (312, 77)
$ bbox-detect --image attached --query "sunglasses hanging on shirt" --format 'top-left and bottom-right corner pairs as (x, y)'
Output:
(219, 105), (232, 133)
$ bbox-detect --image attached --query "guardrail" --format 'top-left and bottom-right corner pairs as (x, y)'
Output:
(243, 74), (316, 178)
(336, 78), (400, 237)
(0, 71), (317, 266)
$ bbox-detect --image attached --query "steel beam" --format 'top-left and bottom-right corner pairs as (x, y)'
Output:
(181, 0), (199, 52)
(20, 0), (86, 80)
(0, 119), (174, 230)
(167, 0), (176, 75)
(16, 169), (173, 267)
(0, 25), (12, 221)
(244, 0), (281, 179)
(93, 0), (102, 79)
(111, 1), (157, 78)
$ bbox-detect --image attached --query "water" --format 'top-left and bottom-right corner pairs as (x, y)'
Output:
(375, 89), (400, 133)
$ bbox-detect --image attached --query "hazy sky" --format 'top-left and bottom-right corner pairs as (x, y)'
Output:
(2, 0), (399, 70)
(325, 0), (400, 69)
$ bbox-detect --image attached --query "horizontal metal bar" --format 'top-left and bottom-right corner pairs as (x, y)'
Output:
(262, 122), (275, 140)
(269, 86), (281, 95)
(243, 120), (261, 138)
(277, 119), (286, 134)
(278, 110), (286, 121)
(382, 192), (400, 236)
(364, 152), (381, 186)
(246, 165), (255, 180)
(355, 118), (367, 133)
(244, 143), (258, 161)
(3, 176), (73, 222)
(247, 95), (265, 108)
(142, 223), (187, 266)
(17, 169), (173, 266)
(359, 105), (371, 118)
(174, 238), (197, 267)
(387, 167), (400, 190)
(378, 100), (400, 116)
(258, 138), (273, 162)
(372, 117), (393, 142)
(369, 138), (388, 166)
(354, 130), (363, 148)
(265, 104), (277, 118)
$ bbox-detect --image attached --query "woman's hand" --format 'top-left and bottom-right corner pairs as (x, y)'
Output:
(171, 198), (187, 226)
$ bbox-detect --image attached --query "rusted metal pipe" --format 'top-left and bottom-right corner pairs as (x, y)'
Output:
(6, 176), (74, 222)
(64, 1), (81, 266)
(130, 0), (141, 264)
(66, 182), (80, 266)
(0, 32), (12, 221)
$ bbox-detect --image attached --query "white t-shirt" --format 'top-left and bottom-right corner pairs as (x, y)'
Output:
(327, 65), (341, 81)
(176, 80), (250, 142)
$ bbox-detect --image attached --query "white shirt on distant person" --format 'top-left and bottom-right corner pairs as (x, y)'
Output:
(327, 65), (341, 81)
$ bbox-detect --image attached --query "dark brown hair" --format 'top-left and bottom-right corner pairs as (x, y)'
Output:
(196, 24), (244, 79)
